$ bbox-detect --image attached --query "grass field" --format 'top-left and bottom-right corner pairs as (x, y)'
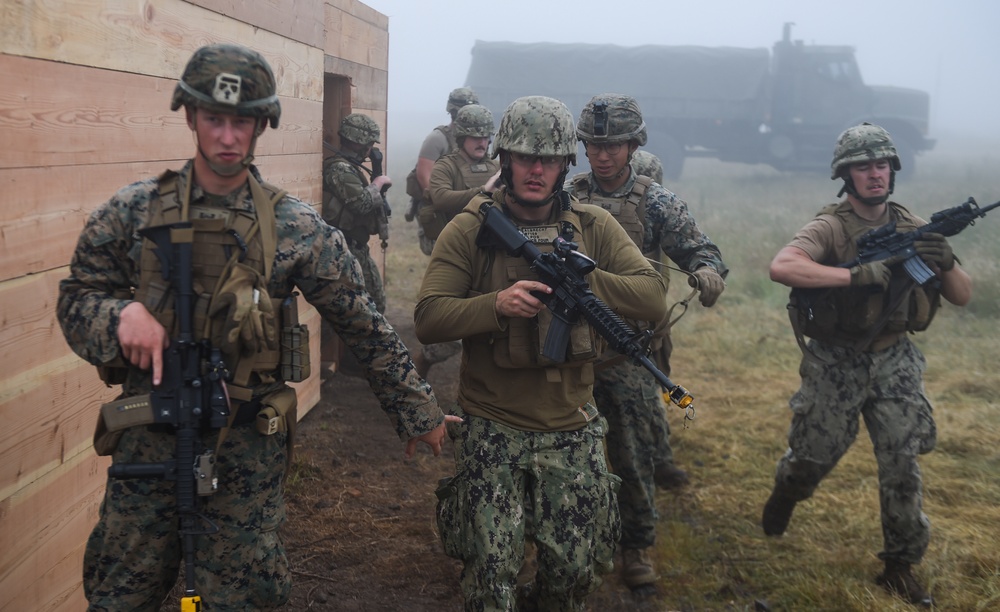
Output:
(382, 145), (1000, 611)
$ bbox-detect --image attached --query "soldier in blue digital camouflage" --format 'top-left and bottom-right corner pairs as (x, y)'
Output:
(415, 95), (668, 611)
(764, 123), (972, 607)
(322, 113), (392, 313)
(57, 43), (456, 611)
(565, 93), (729, 590)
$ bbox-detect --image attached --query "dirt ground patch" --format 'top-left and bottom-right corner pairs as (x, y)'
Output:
(282, 299), (662, 611)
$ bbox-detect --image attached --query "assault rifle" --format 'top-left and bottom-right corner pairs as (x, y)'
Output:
(475, 201), (694, 410)
(369, 146), (392, 251)
(108, 222), (228, 612)
(844, 197), (1000, 285)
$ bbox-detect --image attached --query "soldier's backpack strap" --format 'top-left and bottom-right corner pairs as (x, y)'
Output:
(247, 173), (286, 282)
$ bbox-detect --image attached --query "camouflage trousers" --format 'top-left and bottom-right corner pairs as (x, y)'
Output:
(436, 407), (621, 611)
(83, 422), (290, 611)
(593, 359), (672, 549)
(417, 223), (436, 257)
(773, 337), (936, 564)
(348, 242), (386, 313)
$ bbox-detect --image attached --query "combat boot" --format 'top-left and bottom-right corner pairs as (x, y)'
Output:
(654, 463), (690, 490)
(621, 547), (657, 589)
(761, 486), (797, 536)
(876, 559), (933, 607)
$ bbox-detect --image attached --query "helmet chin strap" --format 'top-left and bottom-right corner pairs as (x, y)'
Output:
(838, 170), (895, 206)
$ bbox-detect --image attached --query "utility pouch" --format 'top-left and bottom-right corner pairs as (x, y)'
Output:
(93, 394), (155, 456)
(405, 168), (422, 201)
(280, 293), (311, 382)
(256, 386), (298, 438)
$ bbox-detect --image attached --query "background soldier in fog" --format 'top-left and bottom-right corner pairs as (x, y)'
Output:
(416, 96), (668, 610)
(412, 103), (500, 379)
(57, 44), (454, 610)
(764, 123), (972, 607)
(322, 113), (392, 313)
(404, 87), (480, 255)
(566, 93), (728, 590)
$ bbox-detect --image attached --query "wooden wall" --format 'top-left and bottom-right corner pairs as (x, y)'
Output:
(0, 0), (389, 609)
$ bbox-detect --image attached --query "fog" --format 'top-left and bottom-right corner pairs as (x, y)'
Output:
(364, 0), (1000, 163)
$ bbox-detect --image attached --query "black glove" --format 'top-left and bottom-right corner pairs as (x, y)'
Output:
(914, 232), (955, 271)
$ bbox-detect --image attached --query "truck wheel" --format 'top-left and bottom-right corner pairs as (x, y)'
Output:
(658, 136), (685, 181)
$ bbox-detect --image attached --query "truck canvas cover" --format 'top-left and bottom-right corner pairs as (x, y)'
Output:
(465, 40), (771, 120)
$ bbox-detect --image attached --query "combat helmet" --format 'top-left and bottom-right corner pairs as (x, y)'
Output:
(577, 93), (647, 146)
(631, 150), (664, 184)
(454, 104), (494, 140)
(171, 43), (281, 128)
(339, 113), (381, 146)
(830, 122), (900, 179)
(493, 96), (577, 165)
(447, 87), (480, 115)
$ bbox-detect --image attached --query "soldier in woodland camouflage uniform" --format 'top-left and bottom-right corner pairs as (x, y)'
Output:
(565, 93), (728, 590)
(322, 113), (391, 313)
(411, 103), (500, 379)
(405, 87), (480, 255)
(630, 149), (664, 184)
(416, 96), (668, 611)
(57, 44), (455, 611)
(764, 123), (972, 607)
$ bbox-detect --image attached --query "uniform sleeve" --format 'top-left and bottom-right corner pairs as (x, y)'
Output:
(414, 212), (504, 344)
(57, 193), (143, 366)
(324, 161), (382, 217)
(277, 199), (444, 439)
(646, 185), (728, 278)
(787, 216), (839, 264)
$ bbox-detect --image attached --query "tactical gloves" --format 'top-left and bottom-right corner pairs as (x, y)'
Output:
(209, 262), (277, 357)
(688, 267), (725, 307)
(914, 232), (955, 271)
(849, 260), (894, 290)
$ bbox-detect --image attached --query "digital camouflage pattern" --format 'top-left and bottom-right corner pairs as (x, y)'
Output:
(58, 161), (442, 608)
(591, 360), (664, 549)
(631, 150), (664, 184)
(83, 425), (290, 610)
(338, 113), (381, 146)
(564, 171), (727, 275)
(772, 337), (935, 564)
(493, 95), (577, 164)
(171, 43), (281, 128)
(453, 104), (494, 140)
(576, 93), (648, 145)
(446, 86), (480, 115)
(437, 408), (620, 611)
(830, 122), (901, 179)
(322, 152), (387, 312)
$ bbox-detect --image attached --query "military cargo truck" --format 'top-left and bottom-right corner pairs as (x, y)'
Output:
(465, 24), (934, 179)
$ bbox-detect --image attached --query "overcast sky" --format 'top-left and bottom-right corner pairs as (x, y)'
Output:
(364, 0), (1000, 150)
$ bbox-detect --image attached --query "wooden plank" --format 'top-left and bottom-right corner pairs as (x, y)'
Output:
(189, 0), (326, 48)
(0, 0), (321, 102)
(324, 55), (388, 112)
(325, 3), (389, 71)
(0, 152), (321, 281)
(0, 54), (321, 170)
(0, 450), (104, 611)
(0, 272), (81, 384)
(0, 352), (113, 502)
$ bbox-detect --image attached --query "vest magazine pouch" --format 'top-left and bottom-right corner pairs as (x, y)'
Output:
(405, 168), (422, 201)
(94, 393), (154, 456)
(418, 204), (448, 241)
(535, 309), (598, 365)
(279, 294), (310, 382)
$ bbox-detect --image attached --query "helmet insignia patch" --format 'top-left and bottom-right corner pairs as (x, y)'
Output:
(213, 73), (242, 105)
